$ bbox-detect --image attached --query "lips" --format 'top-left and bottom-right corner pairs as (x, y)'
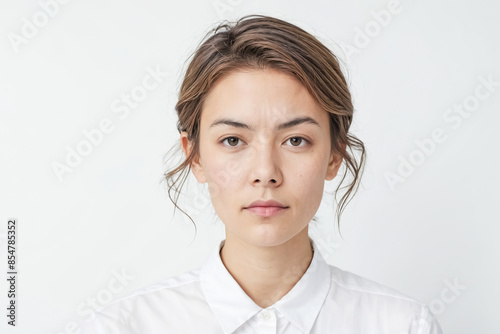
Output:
(244, 200), (289, 218)
(245, 199), (288, 209)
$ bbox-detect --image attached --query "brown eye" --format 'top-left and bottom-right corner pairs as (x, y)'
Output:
(221, 137), (241, 147)
(287, 137), (308, 147)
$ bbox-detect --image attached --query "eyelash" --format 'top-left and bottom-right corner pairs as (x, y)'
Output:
(219, 136), (311, 149)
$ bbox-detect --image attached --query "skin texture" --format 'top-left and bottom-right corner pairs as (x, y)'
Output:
(180, 68), (343, 308)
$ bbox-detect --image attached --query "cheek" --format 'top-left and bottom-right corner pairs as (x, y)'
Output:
(292, 159), (326, 201)
(288, 176), (323, 223)
(293, 154), (327, 183)
(204, 158), (245, 199)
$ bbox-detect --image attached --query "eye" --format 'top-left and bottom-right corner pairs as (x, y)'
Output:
(286, 136), (309, 147)
(220, 136), (243, 148)
(219, 136), (310, 149)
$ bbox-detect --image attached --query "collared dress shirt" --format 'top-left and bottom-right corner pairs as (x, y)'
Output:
(80, 238), (443, 333)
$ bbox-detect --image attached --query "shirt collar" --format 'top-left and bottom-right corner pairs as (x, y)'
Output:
(199, 237), (331, 333)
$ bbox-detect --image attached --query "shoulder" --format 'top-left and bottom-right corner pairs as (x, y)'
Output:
(79, 267), (205, 333)
(328, 264), (419, 303)
(324, 264), (443, 333)
(105, 266), (203, 309)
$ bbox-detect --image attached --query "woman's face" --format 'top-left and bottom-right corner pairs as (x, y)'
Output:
(181, 68), (342, 248)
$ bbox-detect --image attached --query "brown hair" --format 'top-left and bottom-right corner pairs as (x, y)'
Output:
(162, 14), (366, 237)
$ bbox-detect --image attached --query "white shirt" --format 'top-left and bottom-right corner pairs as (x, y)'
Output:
(80, 238), (443, 334)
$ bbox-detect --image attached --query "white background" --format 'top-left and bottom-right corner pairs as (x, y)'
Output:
(1, 0), (499, 333)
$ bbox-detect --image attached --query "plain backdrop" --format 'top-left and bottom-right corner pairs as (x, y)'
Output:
(1, 0), (499, 333)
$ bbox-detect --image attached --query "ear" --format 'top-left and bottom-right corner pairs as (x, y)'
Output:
(325, 144), (345, 181)
(180, 131), (207, 183)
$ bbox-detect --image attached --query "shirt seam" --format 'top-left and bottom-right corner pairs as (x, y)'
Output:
(329, 268), (426, 307)
(92, 273), (201, 313)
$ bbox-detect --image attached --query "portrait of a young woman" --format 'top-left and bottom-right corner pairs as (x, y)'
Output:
(80, 14), (443, 334)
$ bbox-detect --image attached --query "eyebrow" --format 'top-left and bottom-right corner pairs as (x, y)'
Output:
(209, 116), (321, 131)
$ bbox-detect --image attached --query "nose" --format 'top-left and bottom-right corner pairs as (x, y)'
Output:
(248, 139), (282, 187)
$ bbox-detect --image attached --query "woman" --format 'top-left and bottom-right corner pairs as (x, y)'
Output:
(81, 14), (443, 333)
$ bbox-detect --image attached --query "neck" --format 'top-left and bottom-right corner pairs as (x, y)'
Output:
(219, 228), (314, 309)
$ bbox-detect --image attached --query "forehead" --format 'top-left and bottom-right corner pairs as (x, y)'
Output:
(201, 69), (327, 128)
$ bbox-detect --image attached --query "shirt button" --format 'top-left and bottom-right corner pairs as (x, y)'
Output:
(261, 310), (270, 320)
